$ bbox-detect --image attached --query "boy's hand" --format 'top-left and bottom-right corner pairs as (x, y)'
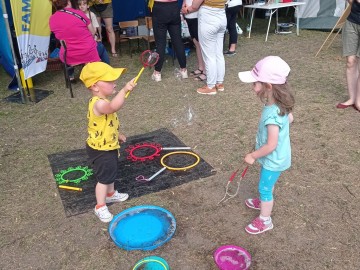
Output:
(124, 78), (136, 93)
(118, 133), (126, 143)
(244, 153), (255, 165)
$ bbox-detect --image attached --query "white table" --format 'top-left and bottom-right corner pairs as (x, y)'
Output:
(245, 2), (306, 42)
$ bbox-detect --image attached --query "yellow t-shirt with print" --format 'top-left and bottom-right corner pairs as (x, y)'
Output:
(86, 96), (120, 151)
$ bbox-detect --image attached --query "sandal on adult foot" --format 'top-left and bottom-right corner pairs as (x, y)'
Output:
(190, 69), (203, 76)
(194, 74), (207, 82)
(111, 53), (118, 58)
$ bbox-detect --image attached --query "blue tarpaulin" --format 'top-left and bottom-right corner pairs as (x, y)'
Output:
(0, 0), (17, 90)
(113, 0), (184, 23)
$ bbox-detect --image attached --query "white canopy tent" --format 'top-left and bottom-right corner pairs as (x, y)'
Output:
(297, 0), (346, 29)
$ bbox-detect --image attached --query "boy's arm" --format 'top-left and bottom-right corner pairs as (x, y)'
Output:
(118, 133), (126, 143)
(244, 124), (279, 165)
(93, 79), (136, 115)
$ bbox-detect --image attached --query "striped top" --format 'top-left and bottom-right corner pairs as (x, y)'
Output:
(203, 0), (227, 8)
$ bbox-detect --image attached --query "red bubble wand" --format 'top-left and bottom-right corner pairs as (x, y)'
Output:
(125, 50), (159, 98)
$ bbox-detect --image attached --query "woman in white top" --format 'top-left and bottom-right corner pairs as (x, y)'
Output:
(224, 0), (242, 56)
(182, 0), (206, 81)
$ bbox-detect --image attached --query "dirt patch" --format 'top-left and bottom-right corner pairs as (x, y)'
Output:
(0, 17), (359, 270)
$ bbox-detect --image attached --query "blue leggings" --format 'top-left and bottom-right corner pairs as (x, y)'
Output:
(258, 167), (281, 202)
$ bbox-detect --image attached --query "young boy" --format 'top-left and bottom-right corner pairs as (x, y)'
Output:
(80, 62), (136, 222)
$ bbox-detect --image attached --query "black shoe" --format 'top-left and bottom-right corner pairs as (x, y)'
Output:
(224, 50), (236, 56)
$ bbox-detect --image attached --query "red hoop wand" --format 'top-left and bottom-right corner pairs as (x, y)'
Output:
(218, 165), (249, 205)
(125, 50), (159, 98)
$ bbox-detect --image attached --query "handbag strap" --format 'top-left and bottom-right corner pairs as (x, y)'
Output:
(59, 9), (87, 24)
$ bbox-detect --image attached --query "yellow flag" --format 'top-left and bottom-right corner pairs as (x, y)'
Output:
(10, 0), (52, 79)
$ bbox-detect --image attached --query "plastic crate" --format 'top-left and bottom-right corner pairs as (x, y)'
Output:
(46, 58), (63, 71)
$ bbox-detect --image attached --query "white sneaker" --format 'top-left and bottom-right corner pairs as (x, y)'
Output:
(105, 190), (129, 203)
(151, 72), (161, 82)
(180, 69), (188, 79)
(94, 205), (113, 223)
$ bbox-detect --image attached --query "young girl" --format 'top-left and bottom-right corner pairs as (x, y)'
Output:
(78, 0), (101, 41)
(238, 56), (295, 234)
(79, 62), (136, 222)
(78, 0), (110, 64)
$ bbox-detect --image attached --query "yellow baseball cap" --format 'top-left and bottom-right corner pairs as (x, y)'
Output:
(80, 62), (127, 88)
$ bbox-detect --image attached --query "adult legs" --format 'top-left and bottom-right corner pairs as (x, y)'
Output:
(226, 5), (241, 52)
(343, 55), (360, 108)
(199, 9), (219, 88)
(103, 17), (116, 55)
(215, 26), (226, 84)
(152, 3), (171, 73)
(340, 21), (360, 109)
(199, 7), (226, 88)
(193, 38), (205, 73)
(168, 21), (186, 69)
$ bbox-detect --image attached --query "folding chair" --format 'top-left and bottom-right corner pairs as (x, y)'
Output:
(142, 16), (156, 50)
(118, 20), (143, 57)
(60, 40), (86, 98)
(60, 40), (75, 98)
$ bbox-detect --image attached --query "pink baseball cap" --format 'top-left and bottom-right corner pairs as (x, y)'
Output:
(238, 56), (290, 84)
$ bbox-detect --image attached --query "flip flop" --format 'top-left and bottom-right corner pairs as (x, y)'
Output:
(190, 69), (203, 76)
(112, 53), (119, 58)
(194, 74), (207, 82)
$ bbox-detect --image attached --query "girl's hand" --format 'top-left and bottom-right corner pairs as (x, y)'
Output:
(244, 153), (255, 165)
(288, 112), (294, 124)
(118, 133), (126, 143)
(124, 78), (137, 93)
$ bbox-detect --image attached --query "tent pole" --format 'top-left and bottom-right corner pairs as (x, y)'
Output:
(1, 0), (26, 103)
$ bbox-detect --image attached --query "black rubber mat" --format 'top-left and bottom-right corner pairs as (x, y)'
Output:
(3, 89), (53, 103)
(48, 128), (216, 217)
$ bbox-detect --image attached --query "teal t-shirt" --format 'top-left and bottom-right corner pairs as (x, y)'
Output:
(255, 104), (291, 171)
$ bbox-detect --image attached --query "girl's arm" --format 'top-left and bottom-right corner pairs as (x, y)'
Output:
(93, 79), (136, 115)
(288, 112), (294, 124)
(245, 124), (279, 165)
(87, 23), (96, 36)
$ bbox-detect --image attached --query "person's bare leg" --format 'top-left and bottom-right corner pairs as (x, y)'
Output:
(355, 62), (360, 109)
(229, 43), (236, 52)
(260, 200), (273, 218)
(341, 55), (359, 105)
(95, 182), (108, 206)
(103, 17), (116, 55)
(193, 38), (205, 72)
(107, 182), (115, 194)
